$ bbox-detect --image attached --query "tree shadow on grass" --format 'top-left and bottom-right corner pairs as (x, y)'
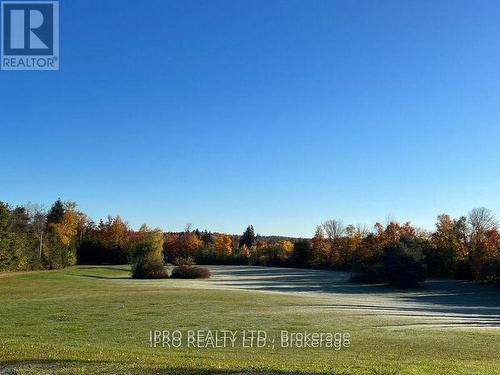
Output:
(210, 266), (386, 294)
(77, 265), (131, 272)
(70, 265), (500, 327)
(0, 360), (352, 375)
(205, 266), (500, 326)
(73, 274), (131, 280)
(71, 265), (132, 279)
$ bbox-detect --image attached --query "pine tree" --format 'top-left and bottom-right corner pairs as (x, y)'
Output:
(47, 199), (64, 225)
(239, 225), (255, 249)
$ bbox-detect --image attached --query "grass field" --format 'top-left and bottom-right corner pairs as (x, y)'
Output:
(0, 265), (499, 375)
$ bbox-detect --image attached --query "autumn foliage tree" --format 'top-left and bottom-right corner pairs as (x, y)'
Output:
(213, 234), (233, 258)
(252, 239), (294, 266)
(43, 199), (83, 269)
(163, 229), (203, 261)
(77, 216), (131, 264)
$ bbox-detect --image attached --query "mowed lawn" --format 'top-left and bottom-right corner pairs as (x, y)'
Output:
(0, 266), (499, 375)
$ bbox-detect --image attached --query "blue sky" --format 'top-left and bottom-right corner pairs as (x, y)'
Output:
(1, 0), (499, 237)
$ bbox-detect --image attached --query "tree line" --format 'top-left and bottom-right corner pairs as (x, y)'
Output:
(1, 199), (499, 287)
(0, 199), (85, 271)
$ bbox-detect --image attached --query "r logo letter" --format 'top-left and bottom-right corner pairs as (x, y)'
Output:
(29, 10), (48, 49)
(9, 9), (24, 49)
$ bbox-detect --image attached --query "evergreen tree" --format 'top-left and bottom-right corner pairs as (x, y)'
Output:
(201, 230), (213, 246)
(292, 239), (312, 268)
(46, 198), (64, 225)
(10, 206), (30, 233)
(239, 225), (255, 249)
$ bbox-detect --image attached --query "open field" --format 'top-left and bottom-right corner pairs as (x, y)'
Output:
(0, 265), (499, 375)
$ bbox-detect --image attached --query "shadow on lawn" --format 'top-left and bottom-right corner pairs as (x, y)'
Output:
(74, 274), (131, 280)
(71, 265), (500, 326)
(0, 360), (354, 375)
(72, 265), (131, 279)
(77, 265), (130, 272)
(207, 266), (500, 325)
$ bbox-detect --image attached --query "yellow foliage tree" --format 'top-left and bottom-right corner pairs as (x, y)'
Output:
(214, 234), (232, 257)
(98, 215), (129, 247)
(50, 202), (79, 246)
(240, 244), (250, 258)
(278, 240), (294, 254)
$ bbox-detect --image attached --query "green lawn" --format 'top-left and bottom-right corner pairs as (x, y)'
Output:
(0, 265), (499, 375)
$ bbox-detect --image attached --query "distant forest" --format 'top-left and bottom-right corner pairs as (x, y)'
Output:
(0, 199), (499, 287)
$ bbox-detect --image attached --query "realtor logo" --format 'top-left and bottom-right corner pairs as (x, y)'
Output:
(1, 0), (59, 70)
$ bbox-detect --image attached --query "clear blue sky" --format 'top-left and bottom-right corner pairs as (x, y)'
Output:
(1, 0), (499, 237)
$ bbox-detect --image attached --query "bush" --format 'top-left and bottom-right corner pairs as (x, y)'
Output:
(480, 258), (500, 286)
(454, 260), (473, 280)
(292, 239), (312, 268)
(170, 265), (211, 279)
(131, 259), (167, 279)
(350, 264), (384, 283)
(350, 243), (426, 288)
(382, 244), (426, 288)
(423, 247), (454, 278)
